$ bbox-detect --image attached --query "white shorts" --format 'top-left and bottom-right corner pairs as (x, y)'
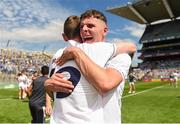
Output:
(19, 82), (26, 90)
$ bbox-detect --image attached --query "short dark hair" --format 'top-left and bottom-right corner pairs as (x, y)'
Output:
(64, 15), (80, 39)
(41, 65), (49, 75)
(80, 9), (107, 24)
(17, 72), (22, 76)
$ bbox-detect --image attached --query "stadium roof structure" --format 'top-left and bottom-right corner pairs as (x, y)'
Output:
(106, 0), (180, 24)
(140, 19), (180, 43)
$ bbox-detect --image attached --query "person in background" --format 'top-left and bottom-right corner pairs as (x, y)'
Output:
(32, 71), (39, 81)
(169, 72), (174, 86)
(29, 65), (52, 123)
(17, 72), (24, 99)
(21, 70), (28, 99)
(128, 70), (137, 94)
(172, 71), (178, 88)
(17, 70), (28, 99)
(26, 71), (40, 97)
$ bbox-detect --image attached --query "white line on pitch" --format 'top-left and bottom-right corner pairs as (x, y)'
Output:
(0, 96), (16, 101)
(122, 85), (164, 99)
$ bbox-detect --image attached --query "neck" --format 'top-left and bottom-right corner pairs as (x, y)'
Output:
(72, 37), (82, 43)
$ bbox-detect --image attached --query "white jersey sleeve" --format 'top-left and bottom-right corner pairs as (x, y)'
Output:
(105, 53), (131, 80)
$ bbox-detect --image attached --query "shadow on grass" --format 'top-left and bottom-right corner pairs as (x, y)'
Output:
(177, 96), (180, 99)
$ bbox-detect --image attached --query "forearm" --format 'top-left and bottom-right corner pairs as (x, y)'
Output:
(45, 88), (53, 99)
(72, 49), (122, 94)
(44, 78), (54, 98)
(46, 93), (52, 106)
(115, 41), (137, 55)
(45, 84), (54, 100)
(45, 93), (52, 116)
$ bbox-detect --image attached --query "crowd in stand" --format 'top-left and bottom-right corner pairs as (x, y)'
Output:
(0, 48), (51, 82)
(134, 60), (180, 81)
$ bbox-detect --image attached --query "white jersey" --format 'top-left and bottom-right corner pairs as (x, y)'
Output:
(103, 54), (131, 124)
(173, 72), (179, 80)
(18, 75), (24, 89)
(50, 40), (116, 124)
(18, 74), (28, 90)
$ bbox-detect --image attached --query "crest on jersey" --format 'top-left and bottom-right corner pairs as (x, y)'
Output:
(56, 66), (81, 98)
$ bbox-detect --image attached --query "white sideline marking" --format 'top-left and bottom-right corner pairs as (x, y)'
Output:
(0, 96), (16, 101)
(122, 85), (164, 99)
(0, 98), (13, 101)
(0, 85), (165, 100)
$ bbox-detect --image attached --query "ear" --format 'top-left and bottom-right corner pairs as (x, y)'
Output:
(62, 33), (69, 41)
(104, 26), (108, 36)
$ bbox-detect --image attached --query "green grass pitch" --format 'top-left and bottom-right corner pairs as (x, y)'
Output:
(0, 80), (180, 123)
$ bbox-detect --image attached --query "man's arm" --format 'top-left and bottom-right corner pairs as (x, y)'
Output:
(45, 93), (52, 116)
(114, 41), (136, 55)
(56, 42), (133, 94)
